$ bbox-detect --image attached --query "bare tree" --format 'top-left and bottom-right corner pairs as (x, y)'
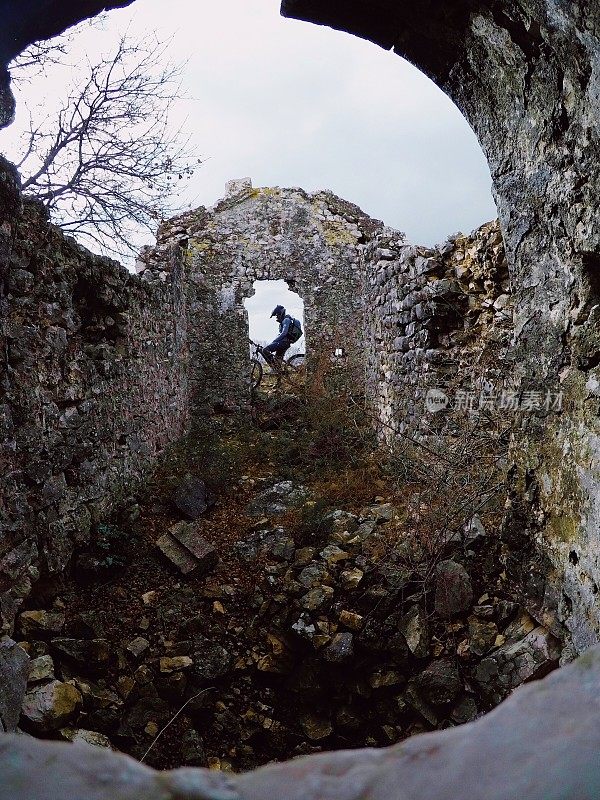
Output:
(10, 39), (73, 80)
(12, 31), (199, 260)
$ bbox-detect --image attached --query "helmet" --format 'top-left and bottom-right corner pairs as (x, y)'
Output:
(271, 305), (286, 318)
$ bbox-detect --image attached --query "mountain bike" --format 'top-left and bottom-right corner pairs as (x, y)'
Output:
(249, 339), (306, 390)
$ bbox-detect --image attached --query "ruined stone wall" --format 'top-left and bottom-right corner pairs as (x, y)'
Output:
(140, 180), (515, 450)
(0, 182), (513, 643)
(1, 203), (189, 634)
(365, 220), (513, 443)
(0, 0), (598, 663)
(141, 182), (385, 412)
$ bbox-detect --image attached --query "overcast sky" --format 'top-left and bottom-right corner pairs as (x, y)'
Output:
(3, 0), (496, 242)
(2, 0), (496, 337)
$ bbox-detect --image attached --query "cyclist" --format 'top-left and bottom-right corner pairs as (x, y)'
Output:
(262, 305), (302, 365)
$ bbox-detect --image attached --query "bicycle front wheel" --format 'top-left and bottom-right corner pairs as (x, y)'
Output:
(250, 358), (263, 390)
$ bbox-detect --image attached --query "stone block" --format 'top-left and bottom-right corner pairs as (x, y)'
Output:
(156, 533), (198, 575)
(156, 523), (218, 577)
(169, 523), (217, 568)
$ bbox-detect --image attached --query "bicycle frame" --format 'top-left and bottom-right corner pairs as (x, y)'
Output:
(249, 339), (305, 390)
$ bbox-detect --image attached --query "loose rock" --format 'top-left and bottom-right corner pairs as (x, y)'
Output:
(160, 656), (193, 672)
(59, 728), (112, 748)
(411, 660), (462, 706)
(157, 522), (218, 576)
(18, 610), (65, 636)
(126, 637), (150, 659)
(27, 655), (54, 685)
(21, 680), (82, 733)
(323, 633), (354, 663)
(434, 560), (473, 618)
(0, 638), (29, 731)
(299, 713), (332, 741)
(172, 475), (213, 519)
(400, 605), (431, 658)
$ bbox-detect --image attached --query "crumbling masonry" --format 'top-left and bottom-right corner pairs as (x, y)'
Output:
(1, 0), (600, 796)
(1, 180), (513, 642)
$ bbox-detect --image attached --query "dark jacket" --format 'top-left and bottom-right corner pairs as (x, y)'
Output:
(269, 315), (294, 348)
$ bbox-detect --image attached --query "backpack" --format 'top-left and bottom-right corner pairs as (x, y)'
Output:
(285, 315), (303, 343)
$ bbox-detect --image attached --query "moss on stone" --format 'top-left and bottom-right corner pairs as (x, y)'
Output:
(547, 514), (580, 545)
(322, 222), (359, 247)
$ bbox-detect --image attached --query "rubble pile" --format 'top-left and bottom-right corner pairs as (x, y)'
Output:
(11, 421), (560, 770)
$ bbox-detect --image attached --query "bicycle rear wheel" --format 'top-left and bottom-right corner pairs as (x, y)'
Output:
(284, 353), (306, 388)
(250, 358), (263, 389)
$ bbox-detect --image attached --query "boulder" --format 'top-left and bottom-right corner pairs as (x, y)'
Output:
(434, 560), (473, 618)
(172, 475), (214, 520)
(21, 680), (82, 733)
(410, 659), (462, 706)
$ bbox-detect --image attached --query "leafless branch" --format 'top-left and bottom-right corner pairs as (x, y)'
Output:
(13, 30), (200, 261)
(9, 16), (106, 81)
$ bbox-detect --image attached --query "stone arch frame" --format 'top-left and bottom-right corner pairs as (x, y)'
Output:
(0, 0), (599, 644)
(153, 184), (387, 411)
(1, 2), (600, 795)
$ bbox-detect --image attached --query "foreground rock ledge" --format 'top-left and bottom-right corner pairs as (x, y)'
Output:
(3, 647), (600, 800)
